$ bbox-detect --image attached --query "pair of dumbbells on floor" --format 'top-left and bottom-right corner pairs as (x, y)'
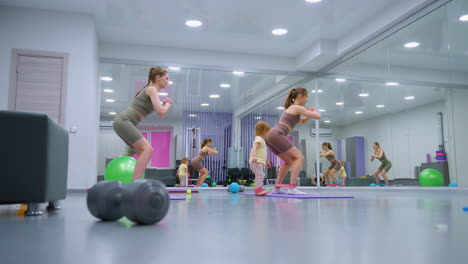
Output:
(87, 179), (169, 225)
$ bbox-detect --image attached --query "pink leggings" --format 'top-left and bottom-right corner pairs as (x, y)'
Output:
(250, 163), (265, 188)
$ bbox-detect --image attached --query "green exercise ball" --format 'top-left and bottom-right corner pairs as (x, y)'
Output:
(211, 182), (217, 187)
(419, 169), (443, 187)
(207, 174), (211, 179)
(104, 156), (145, 184)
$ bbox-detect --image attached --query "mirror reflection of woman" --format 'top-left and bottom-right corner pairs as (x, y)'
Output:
(371, 142), (391, 186)
(190, 138), (218, 187)
(320, 142), (343, 187)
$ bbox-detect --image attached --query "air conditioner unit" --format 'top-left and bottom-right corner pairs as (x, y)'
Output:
(311, 127), (333, 137)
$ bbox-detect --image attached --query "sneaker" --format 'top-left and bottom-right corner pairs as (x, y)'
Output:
(254, 187), (269, 196)
(288, 188), (306, 195)
(271, 188), (288, 194)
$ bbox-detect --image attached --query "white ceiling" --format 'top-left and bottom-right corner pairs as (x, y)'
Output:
(0, 0), (436, 71)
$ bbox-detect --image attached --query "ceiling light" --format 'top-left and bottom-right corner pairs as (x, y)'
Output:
(254, 116), (262, 120)
(404, 42), (420, 48)
(404, 96), (415, 100)
(318, 109), (326, 112)
(324, 120), (331, 123)
(386, 82), (399, 86)
(105, 99), (115, 103)
(355, 111), (363, 115)
(100, 76), (112, 81)
(459, 14), (468, 22)
(233, 71), (245, 75)
(103, 89), (114, 93)
(335, 78), (346, 82)
(168, 66), (181, 71)
(277, 106), (285, 110)
(305, 0), (322, 3)
(311, 89), (323, 93)
(189, 114), (197, 117)
(169, 81), (174, 85)
(186, 20), (202, 27)
(272, 28), (288, 36)
(376, 105), (385, 108)
(336, 102), (344, 106)
(109, 112), (116, 115)
(220, 83), (231, 88)
(158, 92), (168, 96)
(209, 94), (220, 99)
(359, 93), (369, 97)
(201, 103), (209, 106)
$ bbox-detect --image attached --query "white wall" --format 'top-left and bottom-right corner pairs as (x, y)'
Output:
(333, 101), (446, 179)
(446, 88), (468, 187)
(0, 6), (99, 189)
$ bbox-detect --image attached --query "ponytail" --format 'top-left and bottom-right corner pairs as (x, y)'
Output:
(322, 142), (333, 150)
(201, 138), (212, 149)
(135, 66), (168, 98)
(284, 87), (308, 109)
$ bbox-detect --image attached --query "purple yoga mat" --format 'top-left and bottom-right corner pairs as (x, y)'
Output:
(242, 193), (354, 199)
(170, 196), (186, 200)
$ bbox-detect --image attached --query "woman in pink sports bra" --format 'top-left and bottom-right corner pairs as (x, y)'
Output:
(265, 87), (321, 195)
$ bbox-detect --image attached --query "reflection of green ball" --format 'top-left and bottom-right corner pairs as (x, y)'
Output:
(104, 156), (145, 184)
(419, 169), (443, 186)
(212, 182), (217, 187)
(207, 174), (211, 179)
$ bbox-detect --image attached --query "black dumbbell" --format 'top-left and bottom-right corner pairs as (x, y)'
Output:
(87, 179), (169, 225)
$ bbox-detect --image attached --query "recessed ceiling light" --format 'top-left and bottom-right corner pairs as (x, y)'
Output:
(185, 20), (202, 27)
(318, 109), (326, 112)
(355, 111), (363, 115)
(404, 42), (420, 48)
(209, 94), (220, 99)
(459, 14), (468, 22)
(233, 71), (245, 75)
(103, 89), (114, 93)
(336, 102), (344, 106)
(272, 28), (288, 36)
(168, 66), (181, 71)
(305, 0), (322, 3)
(189, 114), (198, 117)
(324, 120), (331, 123)
(169, 81), (174, 85)
(386, 82), (399, 86)
(100, 76), (112, 81)
(109, 112), (116, 115)
(220, 83), (231, 88)
(335, 78), (346, 82)
(201, 103), (209, 106)
(312, 89), (323, 93)
(404, 96), (415, 100)
(158, 92), (168, 96)
(376, 105), (385, 108)
(277, 106), (285, 110)
(359, 93), (369, 97)
(105, 99), (115, 103)
(254, 116), (262, 120)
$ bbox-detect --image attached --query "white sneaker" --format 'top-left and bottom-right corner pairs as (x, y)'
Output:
(271, 188), (288, 194)
(288, 188), (306, 195)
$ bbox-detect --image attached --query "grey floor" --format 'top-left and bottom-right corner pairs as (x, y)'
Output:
(1, 187), (468, 264)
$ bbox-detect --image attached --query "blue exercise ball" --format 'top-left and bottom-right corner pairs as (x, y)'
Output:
(370, 183), (377, 187)
(229, 183), (240, 193)
(449, 183), (458, 187)
(201, 183), (209, 187)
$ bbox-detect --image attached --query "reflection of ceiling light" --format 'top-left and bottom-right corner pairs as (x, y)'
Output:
(169, 81), (174, 85)
(233, 71), (245, 75)
(168, 66), (180, 71)
(305, 0), (322, 3)
(186, 20), (202, 27)
(386, 82), (399, 86)
(355, 111), (363, 115)
(376, 105), (385, 108)
(272, 28), (288, 35)
(335, 78), (346, 82)
(254, 116), (262, 120)
(100, 76), (112, 81)
(189, 114), (197, 117)
(459, 14), (468, 22)
(318, 109), (326, 112)
(277, 106), (285, 110)
(359, 93), (369, 97)
(336, 102), (344, 106)
(404, 96), (415, 100)
(109, 112), (116, 115)
(324, 120), (331, 123)
(220, 83), (231, 88)
(209, 94), (220, 99)
(312, 89), (323, 93)
(201, 103), (209, 106)
(404, 42), (420, 48)
(158, 92), (168, 96)
(103, 89), (114, 93)
(105, 99), (115, 102)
